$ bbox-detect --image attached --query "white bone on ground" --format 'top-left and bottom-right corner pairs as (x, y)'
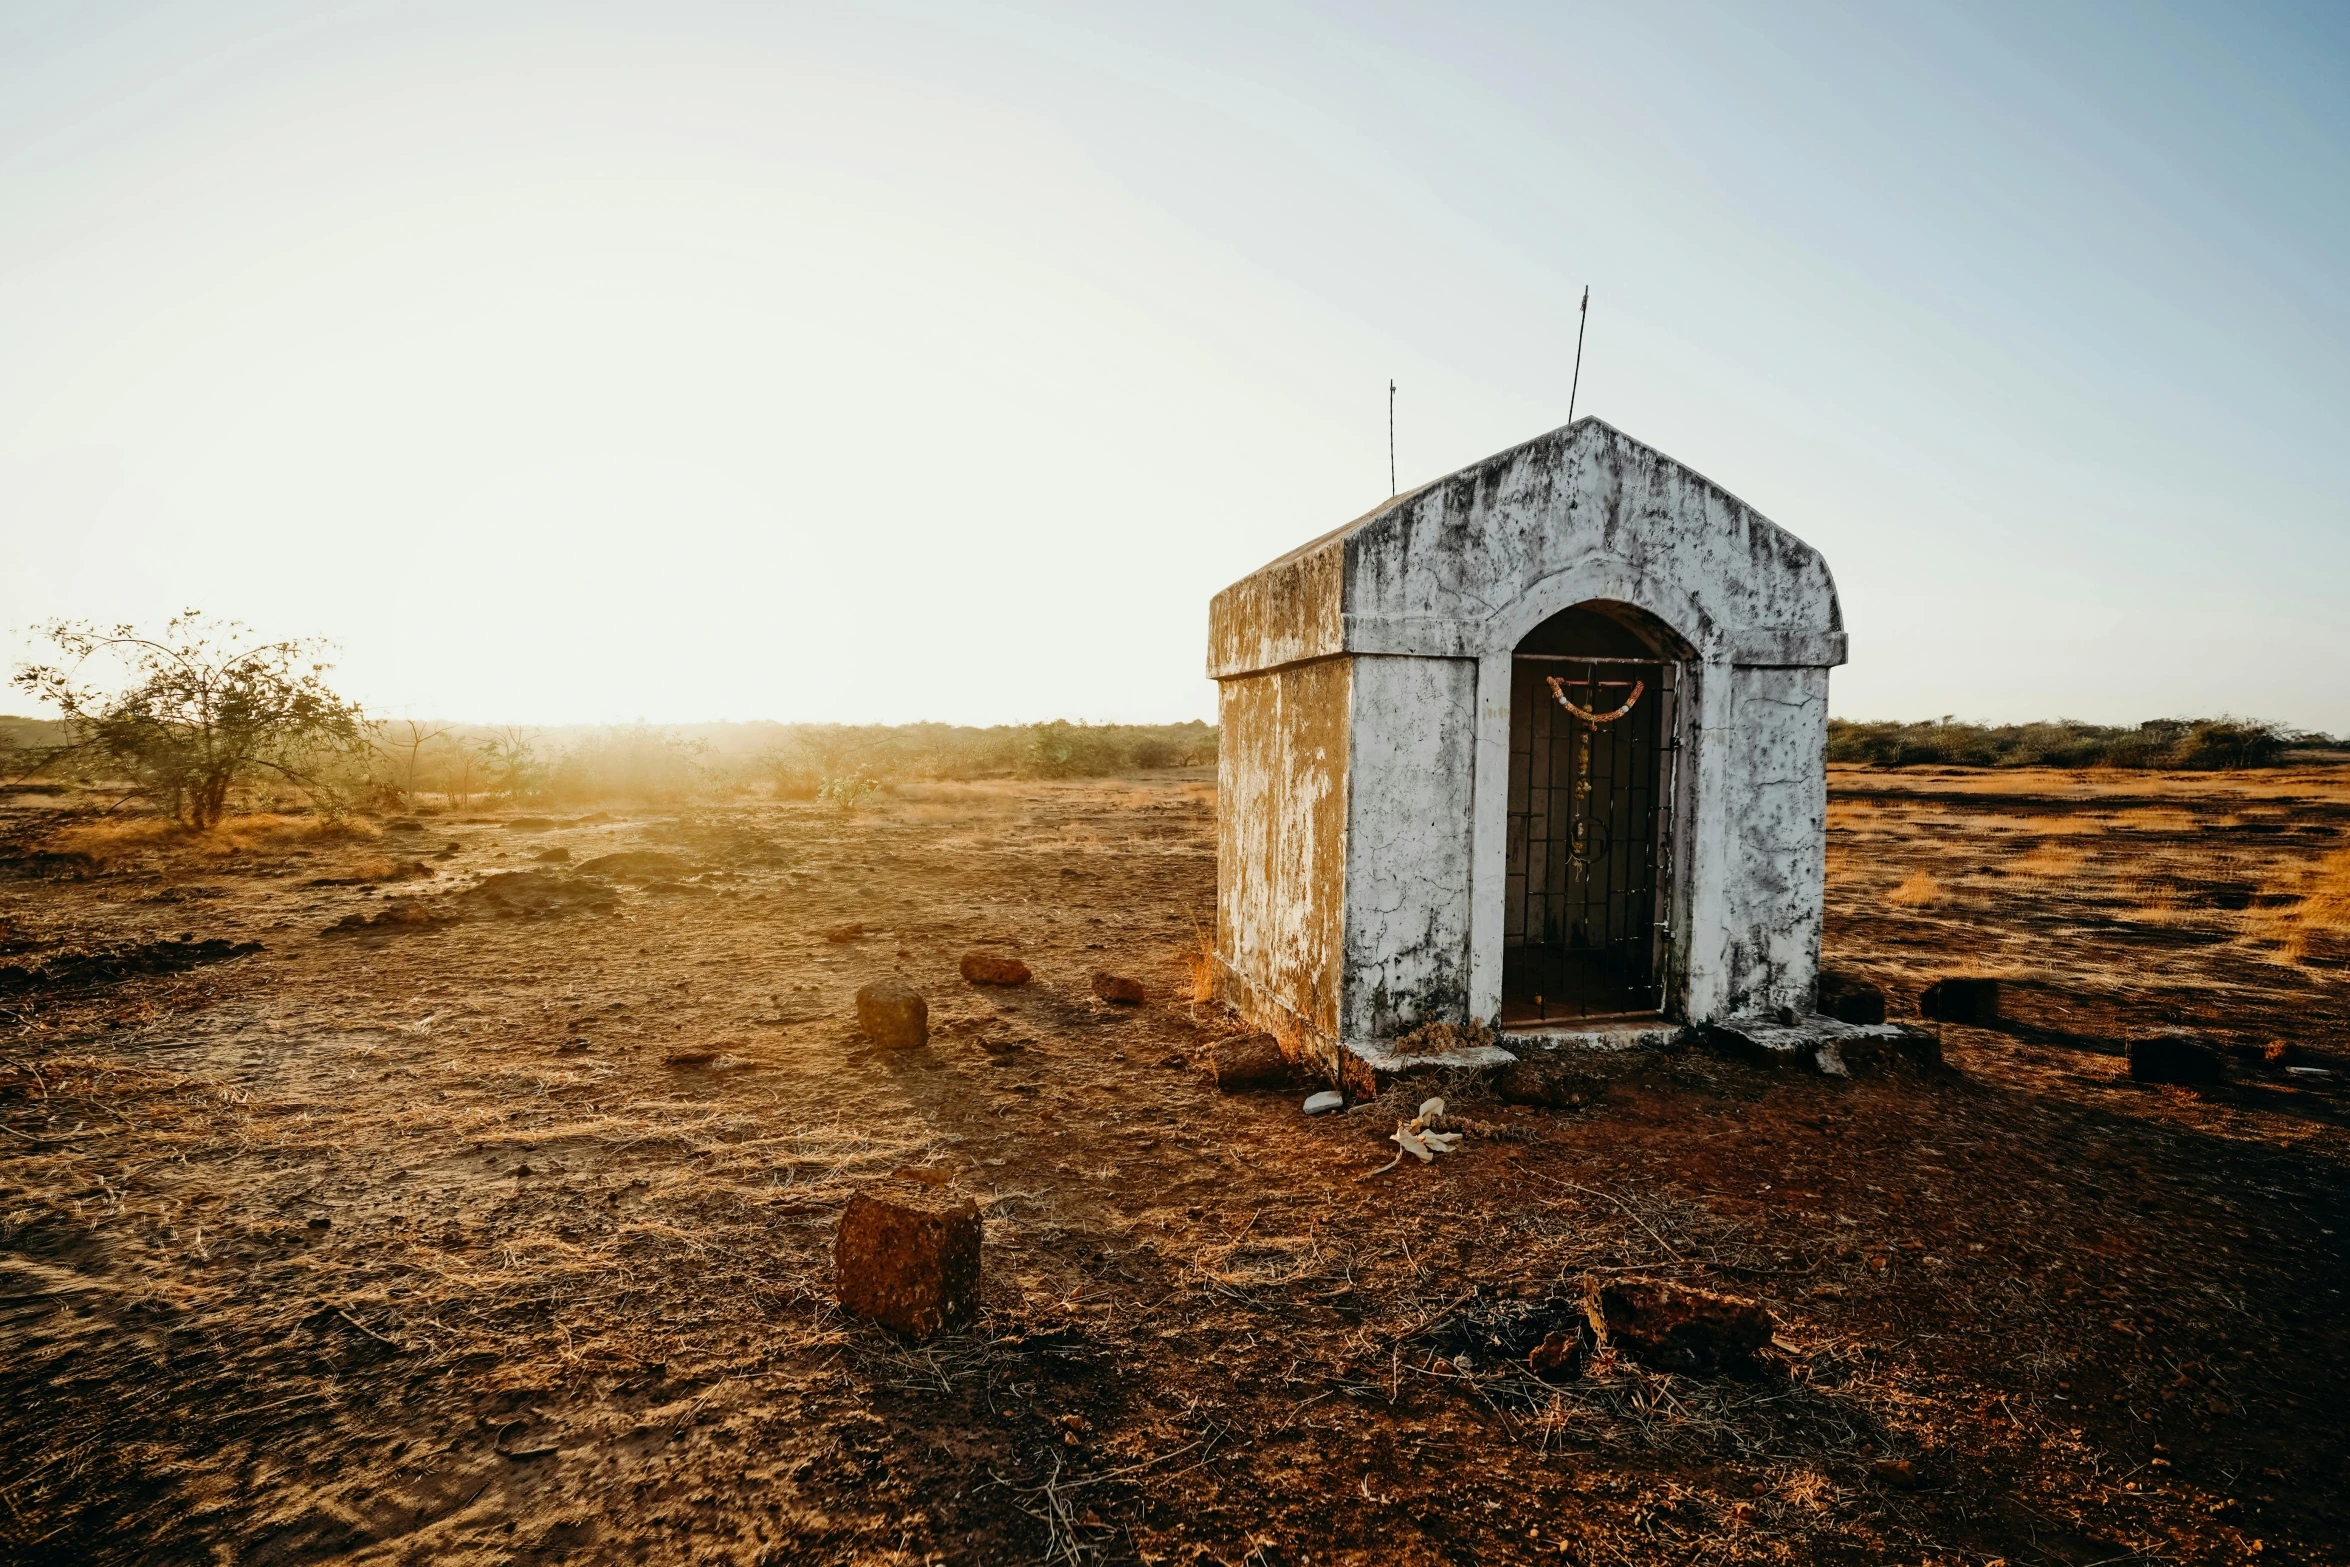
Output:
(1391, 1126), (1434, 1162)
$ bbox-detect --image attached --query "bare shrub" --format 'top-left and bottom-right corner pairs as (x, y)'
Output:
(817, 775), (884, 810)
(10, 613), (367, 829)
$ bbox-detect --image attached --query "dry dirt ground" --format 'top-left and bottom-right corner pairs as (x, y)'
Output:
(2, 766), (2347, 1566)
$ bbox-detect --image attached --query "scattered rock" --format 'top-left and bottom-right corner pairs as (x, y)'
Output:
(533, 846), (571, 863)
(1920, 977), (2000, 1026)
(664, 1048), (724, 1066)
(1208, 1032), (1288, 1091)
(385, 818), (423, 832)
(324, 903), (440, 937)
(556, 1038), (591, 1053)
(1587, 1276), (1773, 1374)
(1870, 1457), (1927, 1490)
(834, 1178), (982, 1338)
(960, 952), (1032, 986)
(1090, 971), (1146, 1005)
(461, 871), (617, 917)
(1492, 1058), (1588, 1108)
(2129, 1034), (2226, 1086)
(856, 979), (929, 1049)
(1302, 1090), (1345, 1115)
(1528, 1329), (1583, 1380)
(1816, 969), (1887, 1025)
(822, 922), (869, 944)
(506, 817), (560, 832)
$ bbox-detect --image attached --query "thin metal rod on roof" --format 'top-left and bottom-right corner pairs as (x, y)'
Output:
(1388, 379), (1397, 496)
(1568, 285), (1589, 426)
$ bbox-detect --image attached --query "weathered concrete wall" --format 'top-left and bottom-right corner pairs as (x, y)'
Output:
(1341, 655), (1477, 1041)
(1206, 519), (1352, 679)
(1715, 665), (1831, 1017)
(1215, 658), (1351, 1073)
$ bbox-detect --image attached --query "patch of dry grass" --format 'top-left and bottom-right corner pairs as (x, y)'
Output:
(2010, 841), (2087, 880)
(1886, 871), (1942, 907)
(2243, 845), (2350, 965)
(1182, 924), (1219, 1008)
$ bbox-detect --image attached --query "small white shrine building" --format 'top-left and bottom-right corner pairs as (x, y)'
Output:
(1208, 418), (1847, 1082)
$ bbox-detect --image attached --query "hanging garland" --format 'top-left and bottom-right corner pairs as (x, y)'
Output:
(1546, 674), (1645, 725)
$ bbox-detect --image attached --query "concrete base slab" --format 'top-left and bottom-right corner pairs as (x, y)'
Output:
(1339, 1015), (1685, 1089)
(1503, 1017), (1688, 1054)
(1706, 1016), (1934, 1076)
(1340, 1040), (1522, 1078)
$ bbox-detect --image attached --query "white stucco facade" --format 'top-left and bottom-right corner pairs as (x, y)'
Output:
(1208, 418), (1847, 1083)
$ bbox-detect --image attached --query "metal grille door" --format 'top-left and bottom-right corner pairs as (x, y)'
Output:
(1503, 656), (1680, 1020)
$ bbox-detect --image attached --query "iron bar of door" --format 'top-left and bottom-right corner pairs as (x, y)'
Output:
(1505, 656), (1679, 1020)
(1514, 654), (1665, 664)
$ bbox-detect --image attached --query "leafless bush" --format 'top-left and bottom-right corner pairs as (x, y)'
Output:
(10, 613), (367, 828)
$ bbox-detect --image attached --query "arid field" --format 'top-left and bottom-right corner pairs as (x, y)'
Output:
(3, 766), (2347, 1565)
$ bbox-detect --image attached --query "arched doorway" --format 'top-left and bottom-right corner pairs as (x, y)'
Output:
(1503, 601), (1688, 1023)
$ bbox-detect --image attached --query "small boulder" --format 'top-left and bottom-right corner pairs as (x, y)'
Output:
(834, 1178), (981, 1338)
(323, 901), (441, 937)
(1208, 1032), (1288, 1091)
(1587, 1276), (1773, 1374)
(1528, 1329), (1583, 1380)
(1090, 971), (1146, 1005)
(1493, 1058), (1585, 1108)
(2129, 1034), (2225, 1085)
(1816, 970), (1887, 1025)
(1302, 1090), (1345, 1115)
(1920, 977), (2000, 1026)
(533, 846), (571, 863)
(463, 871), (616, 917)
(1870, 1457), (1927, 1490)
(960, 952), (1032, 987)
(856, 979), (929, 1049)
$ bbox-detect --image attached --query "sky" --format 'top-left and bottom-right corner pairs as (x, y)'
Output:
(2, 1), (2345, 730)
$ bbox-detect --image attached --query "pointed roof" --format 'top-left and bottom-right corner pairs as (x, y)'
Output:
(1209, 417), (1844, 678)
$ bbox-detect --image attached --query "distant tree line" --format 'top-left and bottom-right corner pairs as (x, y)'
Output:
(1825, 716), (2339, 770)
(15, 615), (2339, 828)
(3, 612), (1218, 820)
